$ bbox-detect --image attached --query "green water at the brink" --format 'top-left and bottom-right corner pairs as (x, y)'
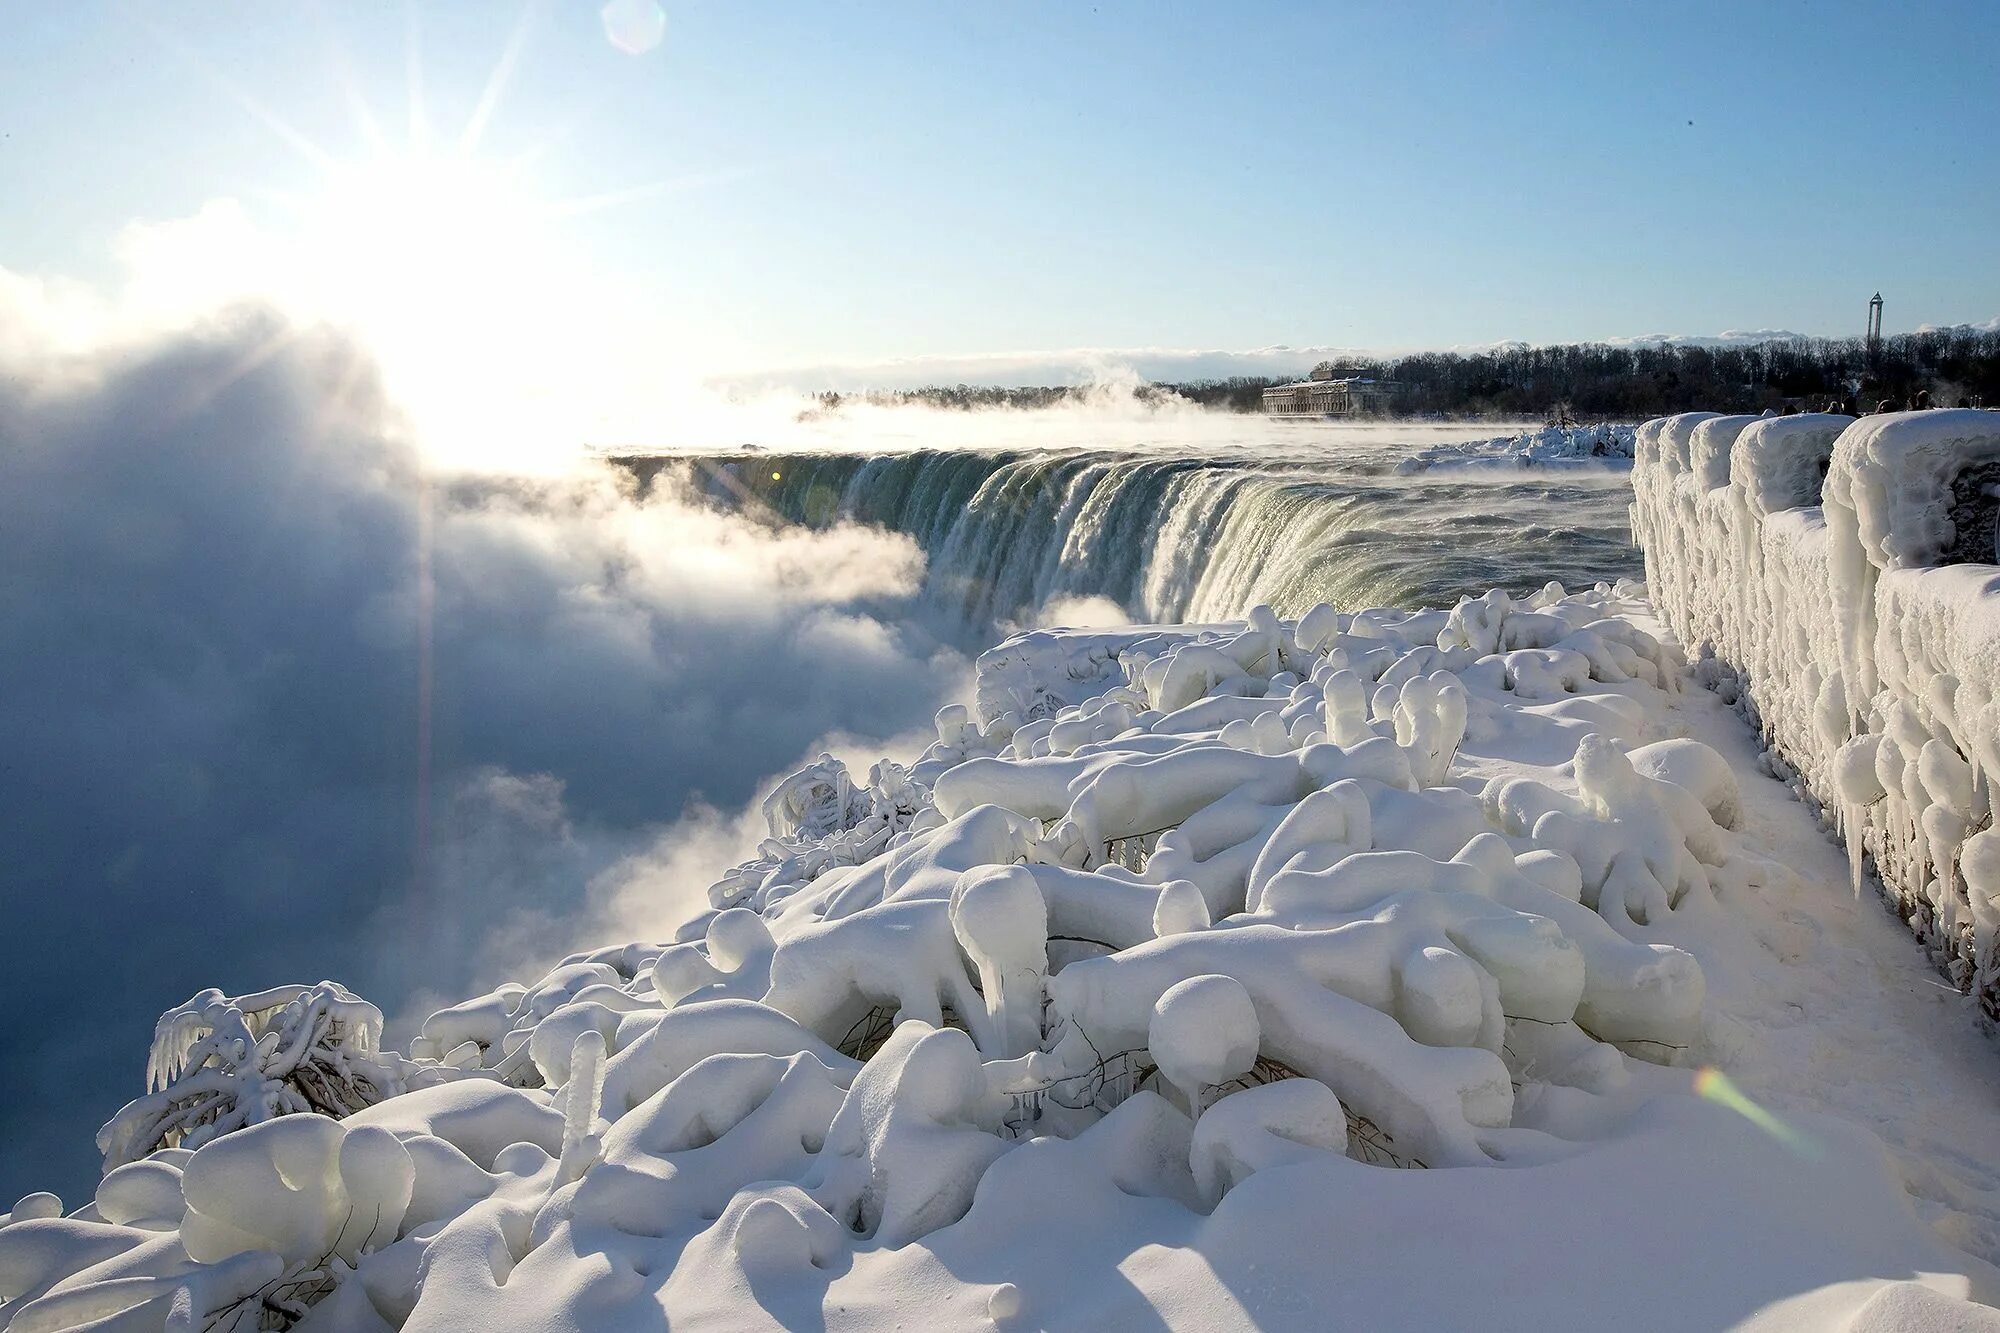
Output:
(625, 422), (1640, 628)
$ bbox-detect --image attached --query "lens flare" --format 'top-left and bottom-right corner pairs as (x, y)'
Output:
(1693, 1067), (1816, 1156)
(601, 0), (667, 56)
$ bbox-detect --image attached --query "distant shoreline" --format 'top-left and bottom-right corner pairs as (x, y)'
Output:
(794, 327), (1998, 421)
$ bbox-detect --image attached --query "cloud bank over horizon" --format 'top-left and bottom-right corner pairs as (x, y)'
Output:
(0, 294), (973, 1204)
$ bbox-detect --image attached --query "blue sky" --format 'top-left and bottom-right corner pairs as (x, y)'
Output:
(3, 0), (1996, 377)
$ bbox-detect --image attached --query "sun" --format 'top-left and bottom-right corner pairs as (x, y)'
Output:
(276, 147), (600, 471)
(305, 153), (545, 342)
(150, 9), (688, 474)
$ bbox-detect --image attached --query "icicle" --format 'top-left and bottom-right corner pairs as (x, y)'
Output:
(1846, 803), (1867, 901)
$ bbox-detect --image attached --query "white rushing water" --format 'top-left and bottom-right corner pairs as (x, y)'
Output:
(628, 421), (1641, 630)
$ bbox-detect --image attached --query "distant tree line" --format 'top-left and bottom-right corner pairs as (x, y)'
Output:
(821, 328), (2000, 419)
(802, 381), (1186, 415)
(1168, 329), (2000, 417)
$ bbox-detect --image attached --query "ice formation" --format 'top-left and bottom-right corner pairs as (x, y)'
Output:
(6, 570), (1997, 1328)
(98, 984), (454, 1172)
(1395, 423), (1637, 475)
(1633, 406), (2000, 1014)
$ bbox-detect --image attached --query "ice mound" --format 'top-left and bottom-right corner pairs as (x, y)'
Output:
(1395, 423), (1637, 475)
(7, 582), (1995, 1329)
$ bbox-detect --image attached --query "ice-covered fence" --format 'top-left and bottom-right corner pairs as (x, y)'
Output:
(1632, 408), (2000, 1016)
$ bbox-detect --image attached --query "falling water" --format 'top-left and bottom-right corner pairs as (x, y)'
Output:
(623, 425), (1640, 630)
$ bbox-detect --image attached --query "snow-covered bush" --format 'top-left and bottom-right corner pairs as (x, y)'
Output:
(709, 754), (945, 913)
(97, 983), (454, 1171)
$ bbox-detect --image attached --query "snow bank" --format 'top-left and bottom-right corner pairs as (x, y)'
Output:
(1395, 423), (1637, 475)
(1633, 406), (2000, 1015)
(7, 578), (1997, 1328)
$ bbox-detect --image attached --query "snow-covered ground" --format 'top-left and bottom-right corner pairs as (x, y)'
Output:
(6, 576), (1998, 1331)
(1396, 423), (1637, 475)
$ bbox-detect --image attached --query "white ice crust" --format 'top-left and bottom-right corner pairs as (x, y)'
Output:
(1395, 424), (1637, 475)
(1632, 405), (2000, 1009)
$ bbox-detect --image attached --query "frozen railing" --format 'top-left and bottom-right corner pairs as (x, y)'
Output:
(1632, 408), (2000, 1017)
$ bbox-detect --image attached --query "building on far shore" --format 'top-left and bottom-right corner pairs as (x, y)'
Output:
(1263, 362), (1405, 416)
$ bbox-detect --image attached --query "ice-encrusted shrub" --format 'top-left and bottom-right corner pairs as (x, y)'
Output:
(97, 982), (453, 1171)
(710, 754), (944, 912)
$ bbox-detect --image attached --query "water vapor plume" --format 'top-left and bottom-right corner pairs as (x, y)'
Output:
(0, 291), (968, 1202)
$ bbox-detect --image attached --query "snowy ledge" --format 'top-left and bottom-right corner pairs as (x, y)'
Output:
(6, 579), (2000, 1327)
(1632, 407), (2000, 1016)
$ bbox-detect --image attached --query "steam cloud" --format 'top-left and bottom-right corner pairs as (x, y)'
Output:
(0, 303), (968, 1202)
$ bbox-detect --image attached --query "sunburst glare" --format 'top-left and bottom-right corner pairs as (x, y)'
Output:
(277, 147), (587, 469)
(133, 7), (686, 472)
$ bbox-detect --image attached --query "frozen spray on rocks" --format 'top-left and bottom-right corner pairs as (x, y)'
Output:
(6, 499), (1998, 1326)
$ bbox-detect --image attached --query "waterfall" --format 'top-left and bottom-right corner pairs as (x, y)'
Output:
(633, 441), (1641, 630)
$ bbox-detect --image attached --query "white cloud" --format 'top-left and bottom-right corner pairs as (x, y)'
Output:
(1915, 317), (2000, 335)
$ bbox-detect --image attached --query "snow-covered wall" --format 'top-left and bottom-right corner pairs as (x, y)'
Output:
(1632, 408), (2000, 1017)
